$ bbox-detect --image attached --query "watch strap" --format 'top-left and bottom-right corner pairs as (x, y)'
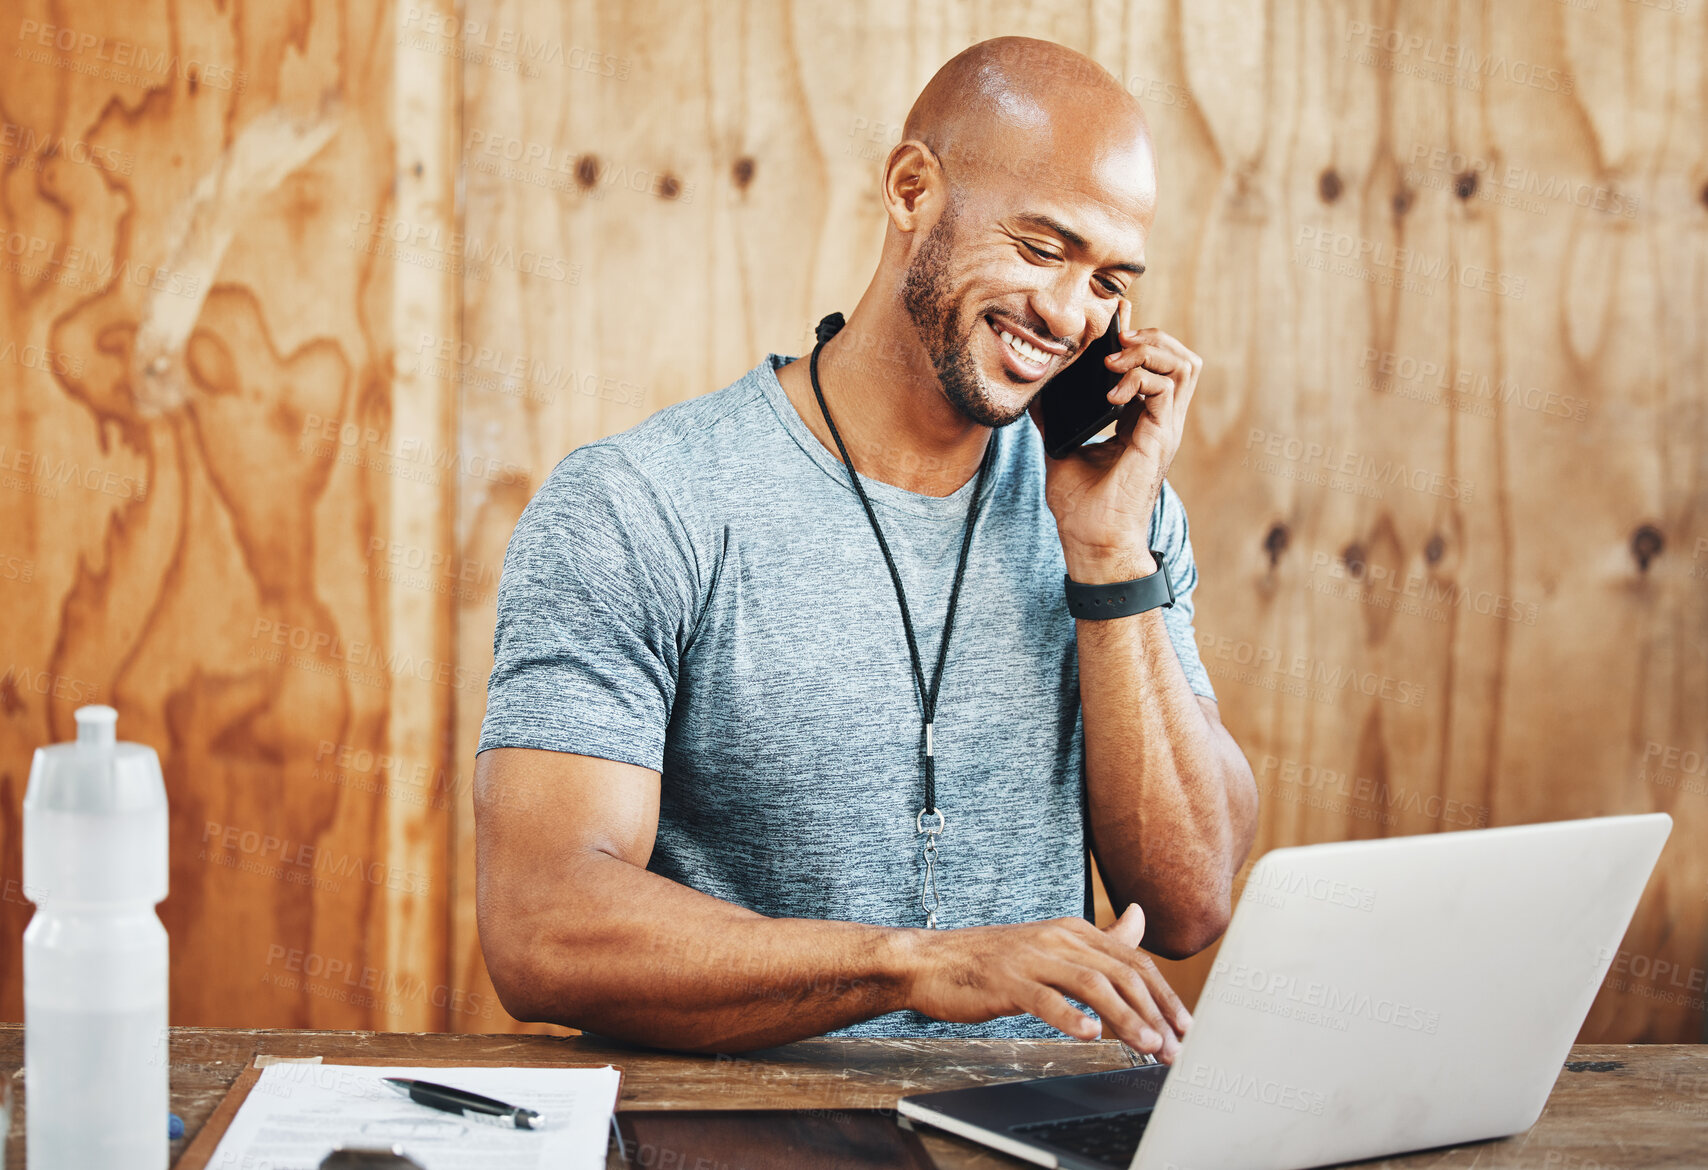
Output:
(1064, 550), (1174, 619)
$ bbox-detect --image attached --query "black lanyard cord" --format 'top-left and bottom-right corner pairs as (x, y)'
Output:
(808, 312), (995, 817)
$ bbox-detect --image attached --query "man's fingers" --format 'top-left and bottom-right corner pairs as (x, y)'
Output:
(1028, 983), (1102, 1041)
(1083, 930), (1192, 1037)
(1108, 366), (1173, 404)
(1107, 343), (1185, 377)
(1044, 963), (1163, 1053)
(1174, 367), (1199, 426)
(1113, 943), (1190, 1036)
(1125, 328), (1194, 359)
(1105, 903), (1146, 947)
(1057, 943), (1174, 1047)
(1096, 952), (1178, 1050)
(1075, 966), (1163, 1053)
(1133, 956), (1192, 1037)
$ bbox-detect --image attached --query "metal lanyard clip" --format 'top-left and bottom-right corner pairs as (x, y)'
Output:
(916, 806), (945, 929)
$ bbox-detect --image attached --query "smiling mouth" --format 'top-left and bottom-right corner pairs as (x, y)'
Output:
(985, 315), (1056, 382)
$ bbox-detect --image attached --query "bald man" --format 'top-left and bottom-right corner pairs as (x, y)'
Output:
(473, 36), (1257, 1060)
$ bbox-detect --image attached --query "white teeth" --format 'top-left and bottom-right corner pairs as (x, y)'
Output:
(998, 329), (1047, 366)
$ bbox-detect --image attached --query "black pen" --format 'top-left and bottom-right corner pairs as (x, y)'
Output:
(382, 1077), (546, 1129)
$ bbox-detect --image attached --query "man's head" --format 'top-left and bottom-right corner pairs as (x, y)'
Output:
(878, 37), (1156, 429)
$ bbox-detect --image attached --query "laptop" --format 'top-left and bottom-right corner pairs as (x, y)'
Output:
(895, 813), (1672, 1170)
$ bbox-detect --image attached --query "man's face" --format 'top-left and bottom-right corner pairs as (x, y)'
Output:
(899, 162), (1154, 431)
(899, 193), (1007, 427)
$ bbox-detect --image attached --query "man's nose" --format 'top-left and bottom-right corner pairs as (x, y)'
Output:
(1027, 281), (1096, 354)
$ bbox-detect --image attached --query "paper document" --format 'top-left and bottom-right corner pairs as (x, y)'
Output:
(206, 1062), (621, 1170)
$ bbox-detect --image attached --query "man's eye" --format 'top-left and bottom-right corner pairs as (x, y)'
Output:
(1025, 241), (1123, 295)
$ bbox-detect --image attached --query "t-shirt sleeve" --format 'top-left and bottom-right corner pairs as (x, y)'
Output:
(1147, 478), (1217, 702)
(477, 442), (698, 771)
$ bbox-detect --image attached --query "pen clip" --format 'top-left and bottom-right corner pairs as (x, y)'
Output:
(382, 1077), (545, 1129)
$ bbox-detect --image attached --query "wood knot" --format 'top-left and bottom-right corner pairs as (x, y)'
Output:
(1424, 533), (1446, 564)
(732, 157), (755, 189)
(1630, 524), (1663, 571)
(1342, 541), (1367, 580)
(1454, 171), (1478, 200)
(574, 154), (600, 190)
(1318, 169), (1343, 203)
(657, 173), (681, 199)
(1263, 522), (1290, 567)
(1392, 188), (1414, 216)
(0, 671), (22, 716)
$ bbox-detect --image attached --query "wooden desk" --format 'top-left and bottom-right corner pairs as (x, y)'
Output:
(1, 1026), (1703, 1168)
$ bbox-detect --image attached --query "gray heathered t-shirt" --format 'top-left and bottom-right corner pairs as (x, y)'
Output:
(478, 351), (1216, 1038)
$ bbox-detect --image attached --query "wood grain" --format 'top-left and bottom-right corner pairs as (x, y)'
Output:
(449, 0), (1706, 1043)
(0, 0), (458, 1031)
(0, 0), (1701, 1045)
(2, 1026), (1704, 1169)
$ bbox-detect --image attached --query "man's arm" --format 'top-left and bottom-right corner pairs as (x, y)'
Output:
(1067, 545), (1259, 960)
(475, 746), (907, 1050)
(1033, 313), (1258, 961)
(474, 745), (1196, 1056)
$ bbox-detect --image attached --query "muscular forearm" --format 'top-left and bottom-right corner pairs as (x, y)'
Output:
(474, 742), (1202, 1059)
(1068, 546), (1258, 958)
(481, 849), (919, 1052)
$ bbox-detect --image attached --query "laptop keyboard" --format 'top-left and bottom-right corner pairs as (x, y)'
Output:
(1011, 1108), (1153, 1166)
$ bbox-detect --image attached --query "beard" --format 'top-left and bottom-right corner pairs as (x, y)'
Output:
(899, 198), (1031, 429)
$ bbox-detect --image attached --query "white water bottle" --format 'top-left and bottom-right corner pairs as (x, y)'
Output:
(23, 705), (169, 1170)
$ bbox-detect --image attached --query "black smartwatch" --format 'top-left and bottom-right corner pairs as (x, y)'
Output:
(1064, 550), (1174, 619)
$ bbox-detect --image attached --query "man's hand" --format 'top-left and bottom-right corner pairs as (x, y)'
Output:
(1027, 300), (1204, 580)
(904, 903), (1193, 1062)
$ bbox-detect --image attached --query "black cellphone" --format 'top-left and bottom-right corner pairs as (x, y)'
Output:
(1038, 305), (1127, 459)
(318, 1148), (424, 1170)
(613, 1110), (935, 1169)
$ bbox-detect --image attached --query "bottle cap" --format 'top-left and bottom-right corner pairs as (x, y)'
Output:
(24, 706), (168, 904)
(75, 704), (118, 747)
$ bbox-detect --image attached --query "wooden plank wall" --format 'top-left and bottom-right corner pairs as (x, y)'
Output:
(449, 0), (1707, 1043)
(2, 0), (1703, 1046)
(0, 0), (462, 1031)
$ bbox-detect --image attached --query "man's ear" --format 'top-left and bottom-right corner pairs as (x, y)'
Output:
(881, 140), (946, 231)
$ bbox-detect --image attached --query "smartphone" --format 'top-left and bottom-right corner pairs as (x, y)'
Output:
(613, 1110), (935, 1169)
(318, 1148), (424, 1169)
(1038, 306), (1127, 460)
